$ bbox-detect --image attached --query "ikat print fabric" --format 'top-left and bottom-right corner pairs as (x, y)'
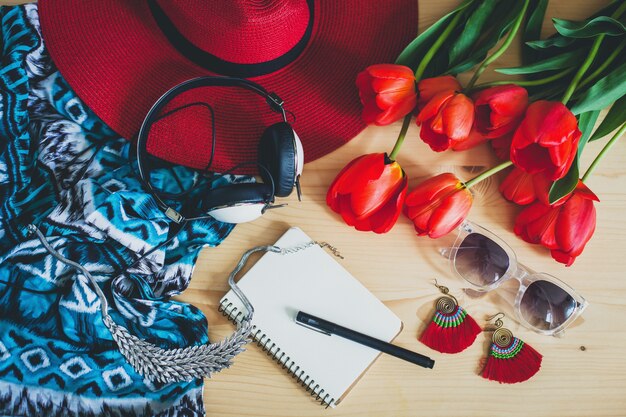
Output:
(0, 5), (243, 416)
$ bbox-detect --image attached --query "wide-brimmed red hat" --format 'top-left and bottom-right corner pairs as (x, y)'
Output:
(39, 0), (417, 173)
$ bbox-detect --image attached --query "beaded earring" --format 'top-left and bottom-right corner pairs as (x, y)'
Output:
(419, 280), (481, 354)
(481, 313), (543, 384)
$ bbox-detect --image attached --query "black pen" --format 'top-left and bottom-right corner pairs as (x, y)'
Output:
(295, 311), (435, 369)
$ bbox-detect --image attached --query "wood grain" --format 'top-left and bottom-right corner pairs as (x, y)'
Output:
(5, 0), (624, 416)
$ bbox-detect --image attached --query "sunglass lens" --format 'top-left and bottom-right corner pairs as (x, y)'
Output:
(454, 233), (510, 287)
(520, 280), (576, 331)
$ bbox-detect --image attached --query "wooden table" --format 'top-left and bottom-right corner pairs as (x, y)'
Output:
(186, 1), (626, 416)
(8, 0), (623, 415)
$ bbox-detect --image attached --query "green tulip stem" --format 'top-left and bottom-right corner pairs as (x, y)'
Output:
(582, 122), (626, 183)
(466, 0), (529, 90)
(389, 116), (412, 161)
(577, 40), (626, 91)
(463, 160), (513, 189)
(561, 2), (626, 105)
(413, 6), (465, 81)
(560, 35), (605, 105)
(388, 4), (467, 161)
(473, 67), (575, 89)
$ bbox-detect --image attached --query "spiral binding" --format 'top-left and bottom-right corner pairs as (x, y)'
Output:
(219, 298), (335, 408)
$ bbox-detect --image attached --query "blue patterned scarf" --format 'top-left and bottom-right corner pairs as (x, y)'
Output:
(0, 5), (244, 416)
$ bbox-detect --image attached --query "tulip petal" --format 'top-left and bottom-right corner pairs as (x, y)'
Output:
(537, 103), (579, 146)
(427, 189), (473, 238)
(514, 202), (556, 247)
(327, 154), (370, 212)
(374, 95), (417, 126)
(574, 181), (600, 202)
(327, 154), (370, 202)
(418, 76), (462, 107)
(335, 154), (385, 194)
(548, 134), (572, 167)
(491, 133), (513, 160)
(405, 173), (460, 206)
(356, 71), (375, 98)
(361, 99), (384, 124)
(550, 249), (577, 266)
(371, 77), (414, 97)
(338, 194), (357, 226)
(473, 85), (528, 135)
(420, 121), (452, 152)
(512, 143), (552, 174)
(517, 101), (556, 145)
(554, 194), (596, 257)
(442, 93), (474, 141)
(451, 128), (489, 151)
(357, 64), (417, 126)
(364, 176), (408, 233)
(416, 91), (454, 124)
(532, 172), (554, 206)
(515, 202), (561, 249)
(351, 163), (404, 217)
(499, 167), (537, 205)
(367, 64), (415, 79)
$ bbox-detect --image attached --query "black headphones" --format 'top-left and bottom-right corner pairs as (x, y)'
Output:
(136, 76), (303, 224)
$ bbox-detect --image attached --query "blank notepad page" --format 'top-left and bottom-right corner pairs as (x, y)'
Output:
(219, 227), (402, 407)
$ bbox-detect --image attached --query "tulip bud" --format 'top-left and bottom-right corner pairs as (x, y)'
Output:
(511, 101), (581, 181)
(327, 153), (408, 233)
(356, 64), (417, 126)
(403, 173), (473, 238)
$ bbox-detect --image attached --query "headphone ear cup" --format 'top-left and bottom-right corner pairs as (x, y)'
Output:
(258, 122), (300, 197)
(202, 183), (273, 224)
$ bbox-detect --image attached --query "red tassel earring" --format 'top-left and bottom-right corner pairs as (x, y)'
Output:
(419, 280), (481, 354)
(481, 313), (542, 384)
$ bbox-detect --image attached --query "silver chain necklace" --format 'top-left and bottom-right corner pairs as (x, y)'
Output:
(28, 224), (340, 383)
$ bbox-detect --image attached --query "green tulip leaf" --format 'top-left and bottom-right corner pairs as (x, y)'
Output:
(522, 0), (549, 63)
(526, 36), (576, 50)
(395, 0), (473, 70)
(553, 16), (626, 38)
(577, 110), (602, 154)
(549, 157), (579, 205)
(449, 0), (501, 66)
(571, 61), (626, 115)
(589, 95), (626, 141)
(446, 1), (525, 75)
(548, 110), (600, 205)
(495, 49), (584, 74)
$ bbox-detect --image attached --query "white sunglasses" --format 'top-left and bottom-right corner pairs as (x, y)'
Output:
(445, 221), (588, 337)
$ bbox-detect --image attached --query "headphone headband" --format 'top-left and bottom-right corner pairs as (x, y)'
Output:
(136, 76), (288, 222)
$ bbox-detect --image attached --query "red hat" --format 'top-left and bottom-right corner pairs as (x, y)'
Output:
(39, 0), (417, 173)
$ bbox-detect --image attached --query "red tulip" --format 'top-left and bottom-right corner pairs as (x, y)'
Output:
(327, 153), (408, 233)
(511, 101), (582, 180)
(404, 173), (473, 238)
(490, 133), (513, 160)
(514, 181), (598, 266)
(451, 127), (489, 151)
(473, 85), (528, 138)
(499, 167), (552, 206)
(356, 64), (417, 126)
(416, 90), (475, 151)
(417, 76), (462, 109)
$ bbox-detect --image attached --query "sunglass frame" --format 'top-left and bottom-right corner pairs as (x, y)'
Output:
(447, 220), (588, 337)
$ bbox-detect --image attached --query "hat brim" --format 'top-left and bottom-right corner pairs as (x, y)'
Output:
(39, 1), (418, 173)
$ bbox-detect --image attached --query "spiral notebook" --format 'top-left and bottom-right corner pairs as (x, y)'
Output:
(219, 227), (403, 408)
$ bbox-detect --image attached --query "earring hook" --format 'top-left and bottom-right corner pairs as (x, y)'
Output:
(433, 278), (448, 294)
(432, 279), (457, 305)
(485, 312), (505, 329)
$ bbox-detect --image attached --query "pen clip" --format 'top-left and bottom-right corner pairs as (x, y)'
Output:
(295, 319), (331, 336)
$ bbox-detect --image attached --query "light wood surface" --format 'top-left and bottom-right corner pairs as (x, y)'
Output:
(187, 1), (626, 416)
(6, 0), (624, 416)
